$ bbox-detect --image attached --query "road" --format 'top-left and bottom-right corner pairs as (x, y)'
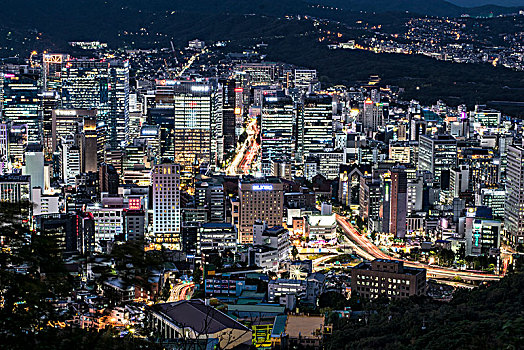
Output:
(177, 51), (201, 77)
(335, 214), (501, 282)
(167, 282), (195, 302)
(225, 119), (258, 175)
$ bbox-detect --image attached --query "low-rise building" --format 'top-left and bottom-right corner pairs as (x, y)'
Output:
(351, 259), (426, 300)
(147, 299), (252, 349)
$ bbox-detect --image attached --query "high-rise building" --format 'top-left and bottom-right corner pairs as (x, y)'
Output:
(61, 59), (129, 149)
(390, 167), (408, 238)
(152, 162), (181, 249)
(172, 82), (212, 171)
(294, 69), (317, 91)
(0, 174), (30, 202)
(261, 95), (295, 175)
(2, 68), (42, 145)
(299, 94), (333, 162)
(99, 163), (119, 195)
(23, 144), (45, 190)
(108, 60), (130, 148)
(238, 177), (284, 243)
(51, 109), (97, 151)
(418, 134), (457, 185)
(505, 145), (524, 245)
(362, 99), (386, 132)
(60, 137), (81, 186)
(218, 78), (238, 156)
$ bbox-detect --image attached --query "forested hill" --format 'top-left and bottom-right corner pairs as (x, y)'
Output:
(327, 263), (524, 349)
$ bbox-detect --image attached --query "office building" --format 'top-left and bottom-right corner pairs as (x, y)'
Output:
(505, 145), (524, 245)
(362, 99), (386, 132)
(60, 137), (81, 186)
(238, 177), (284, 243)
(2, 68), (42, 146)
(468, 219), (501, 256)
(61, 58), (129, 149)
(351, 259), (426, 300)
(173, 82), (212, 170)
(390, 167), (408, 238)
(478, 188), (505, 218)
(198, 222), (238, 254)
(152, 162), (181, 249)
(0, 174), (31, 202)
(261, 95), (295, 175)
(300, 94), (333, 161)
(418, 134), (457, 185)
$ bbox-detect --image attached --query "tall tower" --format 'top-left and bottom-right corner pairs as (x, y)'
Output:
(505, 145), (524, 245)
(390, 166), (408, 239)
(418, 134), (457, 186)
(261, 95), (295, 175)
(152, 162), (181, 249)
(300, 94), (333, 161)
(173, 83), (212, 171)
(61, 58), (129, 149)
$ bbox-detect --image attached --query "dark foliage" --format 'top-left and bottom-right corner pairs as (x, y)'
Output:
(327, 266), (524, 349)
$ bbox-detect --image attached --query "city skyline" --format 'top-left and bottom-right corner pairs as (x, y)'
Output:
(0, 2), (523, 350)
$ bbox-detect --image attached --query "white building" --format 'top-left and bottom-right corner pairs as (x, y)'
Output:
(152, 162), (181, 249)
(31, 188), (60, 216)
(268, 279), (306, 302)
(306, 214), (337, 241)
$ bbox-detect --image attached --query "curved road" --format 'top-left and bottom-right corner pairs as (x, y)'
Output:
(336, 214), (501, 282)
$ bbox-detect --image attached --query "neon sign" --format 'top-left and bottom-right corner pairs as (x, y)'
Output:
(253, 184), (273, 191)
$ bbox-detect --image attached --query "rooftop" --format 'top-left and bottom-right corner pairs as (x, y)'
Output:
(285, 315), (325, 339)
(151, 299), (249, 334)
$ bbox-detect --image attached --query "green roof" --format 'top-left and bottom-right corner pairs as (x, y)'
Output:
(271, 315), (288, 338)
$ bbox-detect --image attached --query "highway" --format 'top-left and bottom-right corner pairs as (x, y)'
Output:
(225, 119), (258, 175)
(167, 282), (195, 302)
(335, 214), (502, 282)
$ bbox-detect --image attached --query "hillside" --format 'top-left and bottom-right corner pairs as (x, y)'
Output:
(327, 265), (524, 349)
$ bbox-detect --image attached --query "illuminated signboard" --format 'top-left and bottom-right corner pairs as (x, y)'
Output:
(234, 107), (241, 115)
(253, 184), (273, 191)
(129, 198), (141, 210)
(43, 54), (63, 64)
(191, 85), (210, 93)
(141, 129), (159, 136)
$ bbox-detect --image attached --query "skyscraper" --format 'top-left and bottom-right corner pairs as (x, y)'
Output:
(2, 68), (42, 146)
(418, 134), (457, 185)
(362, 99), (386, 132)
(172, 82), (212, 171)
(61, 59), (129, 149)
(261, 95), (295, 175)
(218, 78), (237, 156)
(299, 94), (333, 162)
(152, 162), (181, 249)
(505, 145), (524, 245)
(390, 166), (408, 239)
(108, 60), (130, 148)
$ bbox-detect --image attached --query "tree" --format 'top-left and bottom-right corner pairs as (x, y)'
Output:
(291, 245), (299, 260)
(318, 291), (349, 310)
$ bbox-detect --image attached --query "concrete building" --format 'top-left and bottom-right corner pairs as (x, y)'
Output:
(505, 145), (524, 245)
(147, 300), (251, 349)
(418, 134), (457, 185)
(390, 166), (408, 238)
(351, 259), (426, 300)
(238, 177), (284, 243)
(152, 162), (181, 249)
(198, 222), (237, 254)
